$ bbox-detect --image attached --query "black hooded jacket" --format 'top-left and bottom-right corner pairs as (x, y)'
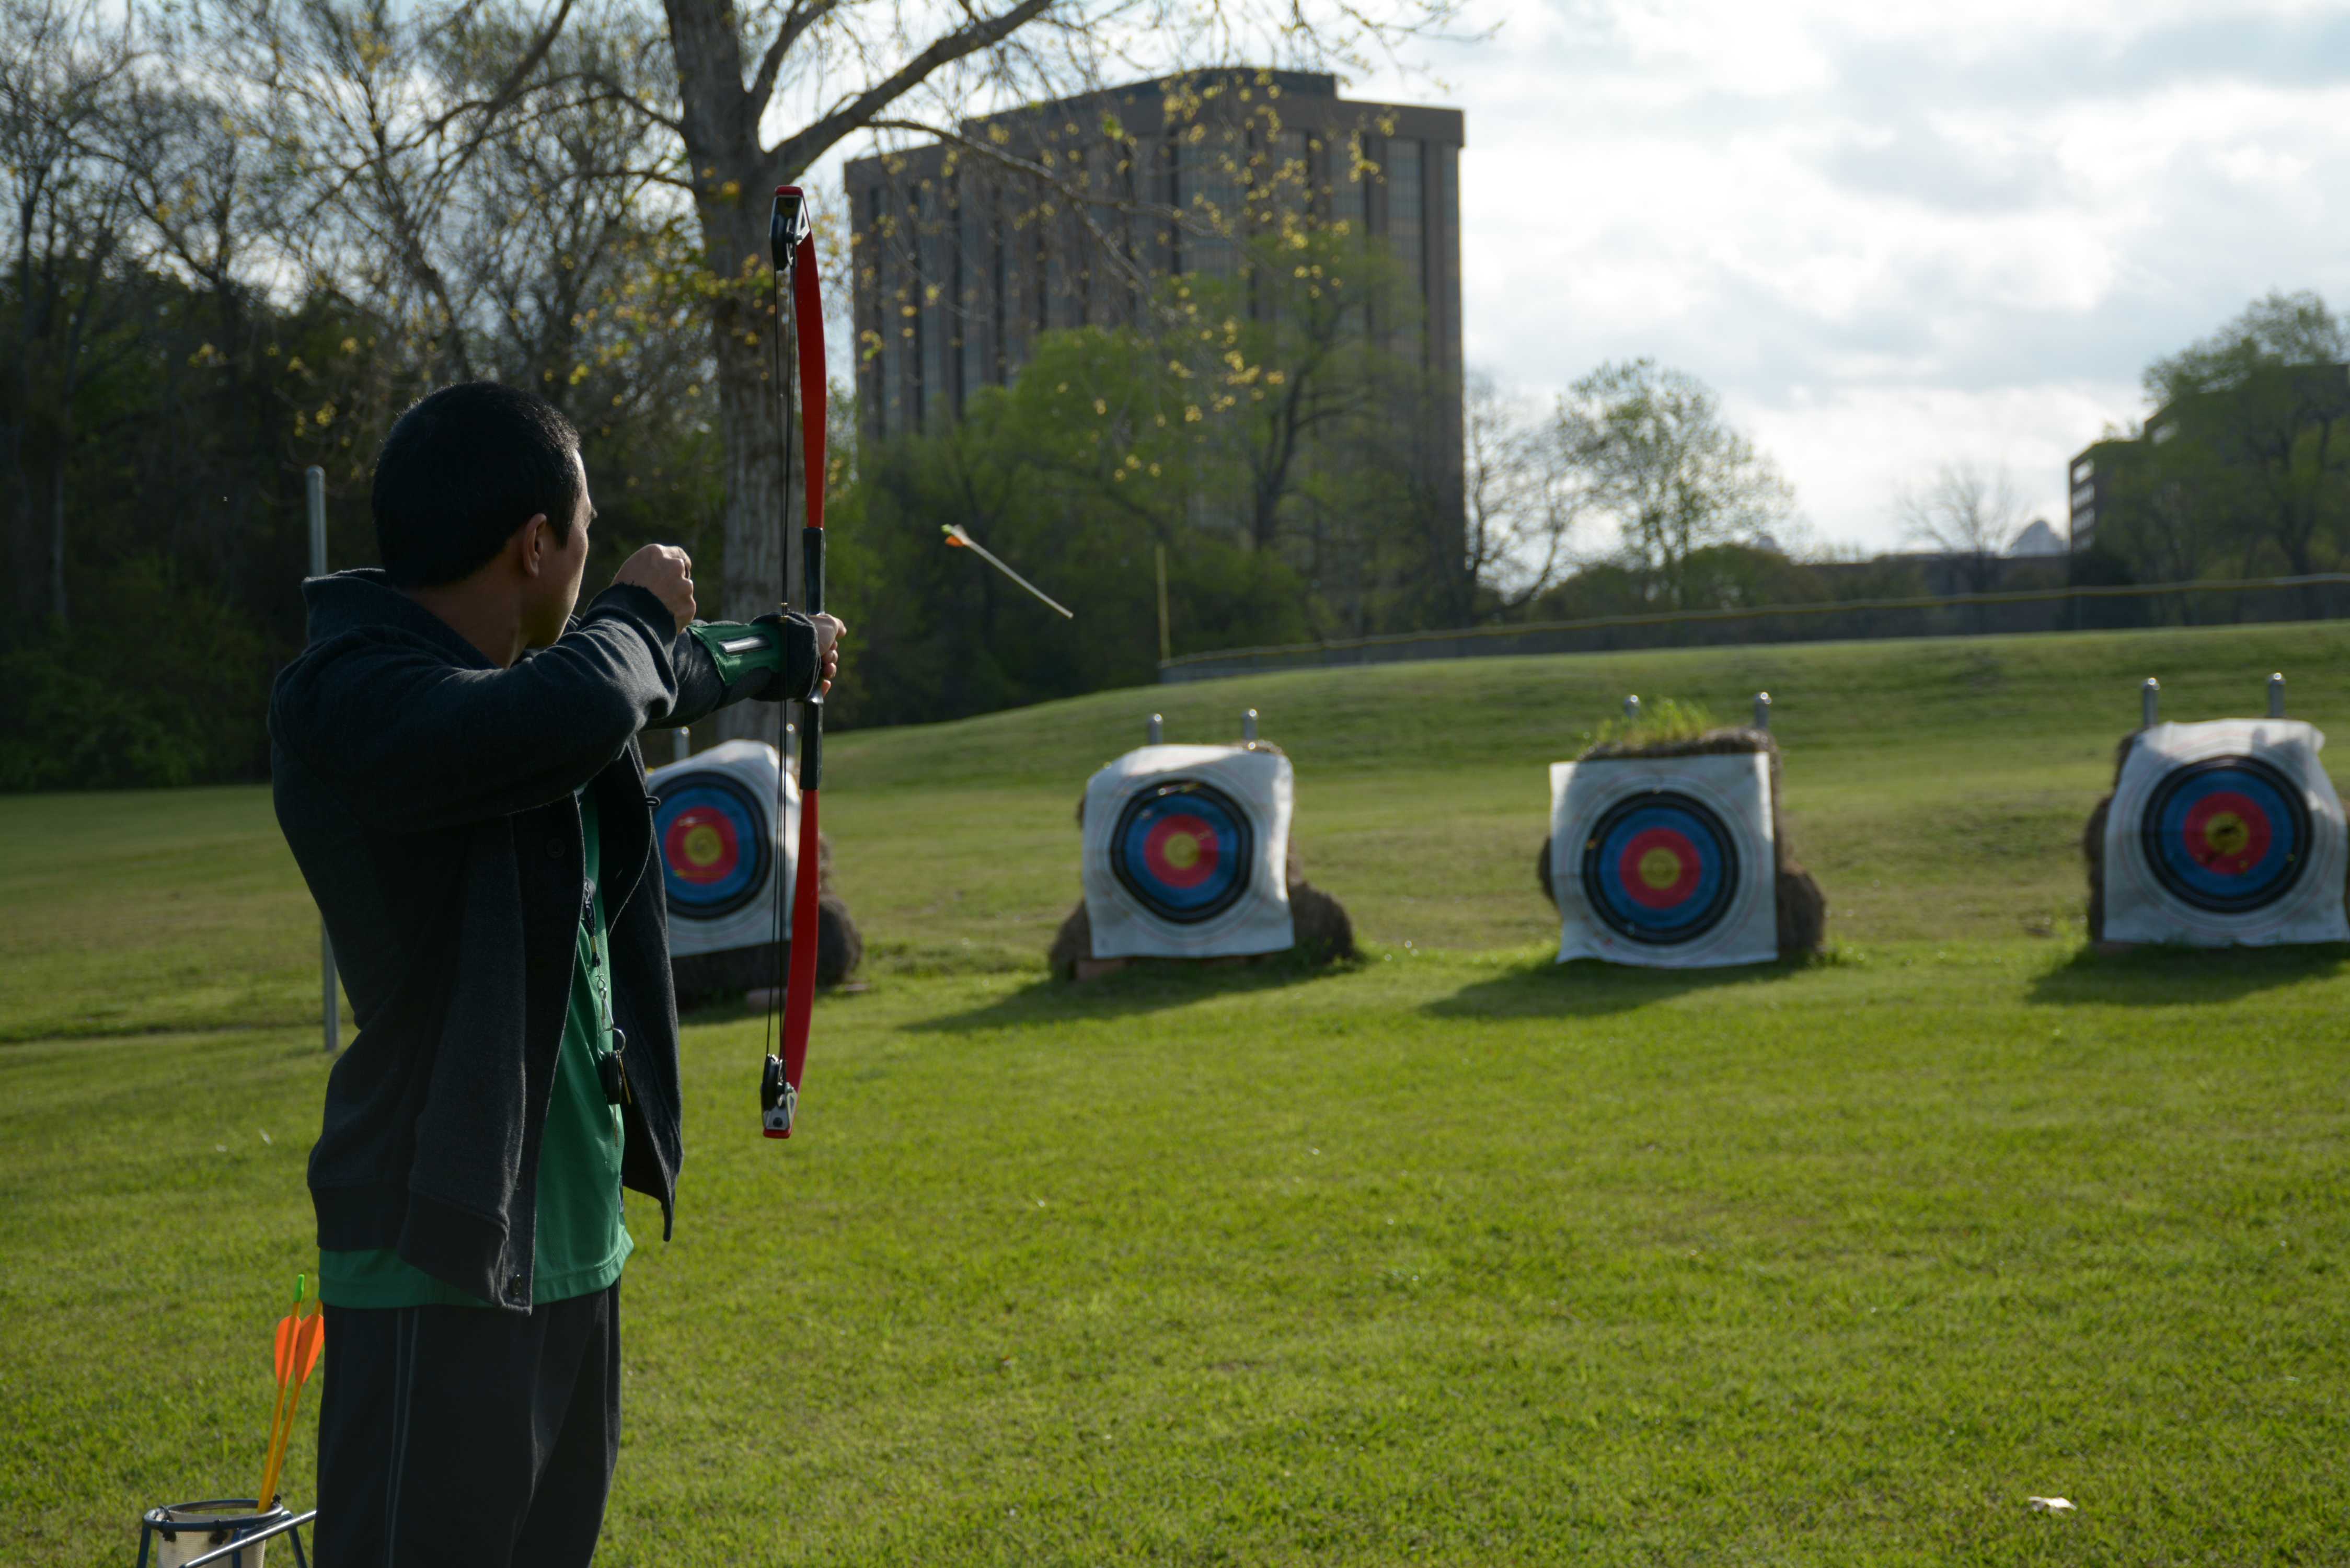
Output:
(270, 569), (818, 1312)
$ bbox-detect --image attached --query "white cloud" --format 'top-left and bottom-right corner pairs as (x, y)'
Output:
(1353, 0), (2350, 550)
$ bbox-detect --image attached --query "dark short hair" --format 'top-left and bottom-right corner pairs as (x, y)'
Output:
(372, 382), (584, 587)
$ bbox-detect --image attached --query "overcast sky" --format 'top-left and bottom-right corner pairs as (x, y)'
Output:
(1339, 0), (2350, 554)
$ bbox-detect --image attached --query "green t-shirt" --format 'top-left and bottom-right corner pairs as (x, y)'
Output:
(319, 788), (633, 1309)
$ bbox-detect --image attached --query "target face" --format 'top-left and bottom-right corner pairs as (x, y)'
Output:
(653, 771), (771, 920)
(1579, 790), (1741, 946)
(1110, 779), (1255, 924)
(2140, 755), (2311, 914)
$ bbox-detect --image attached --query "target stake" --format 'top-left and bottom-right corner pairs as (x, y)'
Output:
(2142, 677), (2160, 729)
(2270, 672), (2286, 718)
(1148, 713), (1164, 744)
(1754, 691), (1771, 731)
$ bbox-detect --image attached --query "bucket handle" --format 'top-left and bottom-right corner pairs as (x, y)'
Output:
(170, 1511), (316, 1568)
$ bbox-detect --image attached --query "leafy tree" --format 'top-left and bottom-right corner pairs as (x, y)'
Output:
(1, 0), (142, 628)
(1555, 359), (1794, 609)
(643, 0), (1464, 741)
(2095, 434), (2233, 604)
(828, 361), (1311, 727)
(2141, 290), (2350, 580)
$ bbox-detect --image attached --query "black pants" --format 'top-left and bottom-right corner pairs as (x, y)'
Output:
(315, 1285), (620, 1567)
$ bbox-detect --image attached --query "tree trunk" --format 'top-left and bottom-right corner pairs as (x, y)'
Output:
(667, 0), (793, 745)
(48, 458), (68, 628)
(704, 192), (798, 746)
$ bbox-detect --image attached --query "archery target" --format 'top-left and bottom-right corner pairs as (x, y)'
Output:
(1083, 745), (1294, 959)
(657, 774), (767, 918)
(1550, 752), (1778, 968)
(647, 738), (800, 958)
(2103, 719), (2348, 947)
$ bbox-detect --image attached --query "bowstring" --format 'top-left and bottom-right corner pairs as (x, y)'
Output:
(766, 249), (795, 1069)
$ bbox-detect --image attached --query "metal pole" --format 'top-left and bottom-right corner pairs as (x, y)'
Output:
(1147, 713), (1164, 744)
(306, 467), (328, 580)
(1155, 543), (1171, 665)
(1242, 708), (1258, 743)
(2269, 672), (2285, 717)
(1754, 691), (1771, 730)
(2141, 677), (2160, 729)
(1623, 694), (1640, 721)
(673, 727), (690, 764)
(307, 467), (339, 1056)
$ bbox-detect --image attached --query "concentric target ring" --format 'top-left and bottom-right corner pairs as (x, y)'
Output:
(1110, 778), (1255, 925)
(2139, 754), (2310, 914)
(1578, 788), (1741, 946)
(653, 770), (771, 920)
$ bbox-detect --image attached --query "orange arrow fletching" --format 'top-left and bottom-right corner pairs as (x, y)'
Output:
(297, 1310), (326, 1380)
(273, 1315), (297, 1383)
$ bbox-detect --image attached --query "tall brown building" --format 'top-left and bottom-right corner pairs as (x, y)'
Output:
(844, 70), (1466, 512)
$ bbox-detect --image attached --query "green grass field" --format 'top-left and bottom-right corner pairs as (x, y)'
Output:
(6, 623), (2349, 1563)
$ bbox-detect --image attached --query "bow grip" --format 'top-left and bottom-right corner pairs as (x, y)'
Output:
(800, 526), (824, 790)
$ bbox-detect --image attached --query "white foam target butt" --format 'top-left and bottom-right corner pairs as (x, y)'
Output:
(1550, 751), (1778, 969)
(646, 738), (801, 956)
(2103, 718), (2349, 947)
(1082, 744), (1296, 959)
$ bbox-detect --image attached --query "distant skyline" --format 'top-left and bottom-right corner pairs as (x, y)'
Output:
(1346, 0), (2350, 555)
(816, 0), (2350, 559)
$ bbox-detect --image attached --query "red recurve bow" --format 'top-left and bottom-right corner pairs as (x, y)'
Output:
(762, 185), (825, 1140)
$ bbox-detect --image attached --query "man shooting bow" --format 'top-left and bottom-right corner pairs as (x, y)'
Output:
(269, 381), (844, 1565)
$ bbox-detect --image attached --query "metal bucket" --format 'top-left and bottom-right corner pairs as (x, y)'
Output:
(135, 1499), (308, 1568)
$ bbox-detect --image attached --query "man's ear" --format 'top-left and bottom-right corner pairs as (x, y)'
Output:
(515, 513), (553, 578)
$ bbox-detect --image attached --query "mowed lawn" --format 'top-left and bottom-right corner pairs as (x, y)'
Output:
(5, 623), (2349, 1563)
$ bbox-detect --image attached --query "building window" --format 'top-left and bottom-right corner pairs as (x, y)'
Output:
(1331, 132), (1366, 236)
(1386, 138), (1424, 358)
(2071, 482), (2095, 511)
(2071, 457), (2093, 484)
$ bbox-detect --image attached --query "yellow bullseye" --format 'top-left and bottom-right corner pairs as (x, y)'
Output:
(1161, 833), (1202, 871)
(2203, 812), (2250, 858)
(683, 822), (724, 867)
(1638, 847), (1683, 890)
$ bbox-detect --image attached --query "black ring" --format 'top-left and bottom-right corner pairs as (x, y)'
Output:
(1109, 778), (1257, 925)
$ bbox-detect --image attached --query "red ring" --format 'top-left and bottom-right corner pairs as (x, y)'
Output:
(1143, 813), (1220, 889)
(664, 808), (741, 884)
(1616, 826), (1702, 908)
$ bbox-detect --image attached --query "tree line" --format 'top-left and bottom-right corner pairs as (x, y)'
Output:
(9, 0), (2335, 787)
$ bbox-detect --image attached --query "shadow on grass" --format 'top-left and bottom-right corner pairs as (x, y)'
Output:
(905, 953), (1357, 1034)
(1423, 955), (1814, 1020)
(2026, 941), (2349, 1006)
